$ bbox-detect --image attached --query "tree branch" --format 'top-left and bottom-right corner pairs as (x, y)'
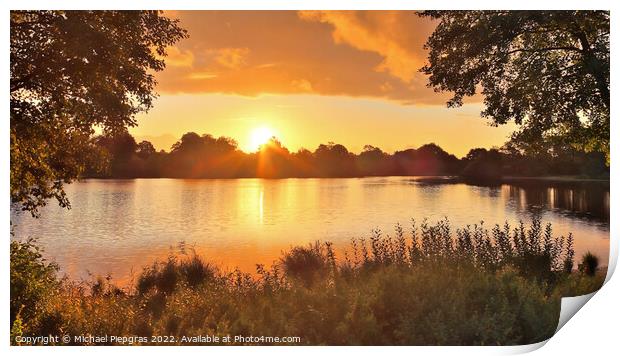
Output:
(504, 46), (583, 56)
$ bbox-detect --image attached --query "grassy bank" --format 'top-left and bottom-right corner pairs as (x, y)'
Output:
(10, 218), (604, 346)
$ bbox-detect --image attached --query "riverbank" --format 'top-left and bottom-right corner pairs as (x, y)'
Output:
(11, 218), (605, 346)
(502, 175), (609, 183)
(410, 175), (610, 185)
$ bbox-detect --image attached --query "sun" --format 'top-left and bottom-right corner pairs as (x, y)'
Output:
(249, 127), (274, 151)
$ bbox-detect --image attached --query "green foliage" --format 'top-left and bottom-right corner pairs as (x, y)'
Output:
(500, 137), (609, 178)
(10, 239), (59, 333)
(10, 314), (24, 344)
(10, 10), (187, 215)
(10, 219), (604, 345)
(420, 11), (610, 160)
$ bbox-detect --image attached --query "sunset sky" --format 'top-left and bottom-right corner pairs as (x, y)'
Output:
(131, 11), (516, 157)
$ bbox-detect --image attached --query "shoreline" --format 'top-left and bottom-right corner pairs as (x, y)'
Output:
(77, 175), (610, 183)
(501, 176), (610, 183)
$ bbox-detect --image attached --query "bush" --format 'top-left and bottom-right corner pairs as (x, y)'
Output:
(280, 241), (334, 287)
(137, 254), (216, 295)
(179, 254), (216, 288)
(579, 252), (600, 276)
(10, 239), (59, 332)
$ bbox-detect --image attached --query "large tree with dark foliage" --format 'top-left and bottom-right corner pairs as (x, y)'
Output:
(10, 11), (187, 216)
(419, 11), (609, 162)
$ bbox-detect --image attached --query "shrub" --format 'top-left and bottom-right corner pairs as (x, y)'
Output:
(579, 252), (600, 276)
(280, 241), (333, 287)
(10, 239), (59, 330)
(179, 254), (215, 288)
(137, 254), (216, 295)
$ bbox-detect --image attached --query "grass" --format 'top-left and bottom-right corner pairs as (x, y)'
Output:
(10, 217), (605, 346)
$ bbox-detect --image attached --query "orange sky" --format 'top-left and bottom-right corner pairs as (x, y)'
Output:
(131, 11), (516, 158)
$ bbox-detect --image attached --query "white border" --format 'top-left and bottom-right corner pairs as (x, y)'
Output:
(3, 1), (617, 355)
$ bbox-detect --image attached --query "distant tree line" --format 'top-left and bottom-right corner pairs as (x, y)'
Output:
(84, 131), (609, 181)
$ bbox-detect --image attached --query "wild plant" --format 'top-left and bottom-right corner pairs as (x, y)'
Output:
(348, 216), (575, 280)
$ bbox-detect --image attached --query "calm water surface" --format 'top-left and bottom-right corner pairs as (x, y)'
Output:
(11, 178), (610, 284)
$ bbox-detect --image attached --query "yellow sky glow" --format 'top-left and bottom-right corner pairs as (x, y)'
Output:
(129, 11), (517, 158)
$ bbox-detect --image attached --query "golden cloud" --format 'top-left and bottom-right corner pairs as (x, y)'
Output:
(291, 79), (313, 92)
(211, 47), (251, 69)
(298, 11), (427, 82)
(155, 11), (460, 105)
(188, 71), (218, 80)
(162, 46), (195, 68)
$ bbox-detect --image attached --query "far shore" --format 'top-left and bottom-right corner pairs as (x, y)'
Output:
(78, 175), (610, 184)
(404, 175), (610, 185)
(501, 175), (610, 183)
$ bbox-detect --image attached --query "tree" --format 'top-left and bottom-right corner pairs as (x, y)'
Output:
(257, 138), (292, 178)
(136, 141), (157, 160)
(11, 10), (187, 216)
(462, 148), (503, 182)
(357, 145), (390, 176)
(94, 131), (139, 178)
(314, 142), (357, 177)
(420, 11), (609, 161)
(167, 133), (241, 178)
(414, 143), (462, 175)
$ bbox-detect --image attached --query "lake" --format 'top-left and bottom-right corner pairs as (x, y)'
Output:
(10, 177), (610, 285)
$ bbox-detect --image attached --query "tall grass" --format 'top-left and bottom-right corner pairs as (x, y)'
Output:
(342, 217), (575, 280)
(10, 217), (604, 346)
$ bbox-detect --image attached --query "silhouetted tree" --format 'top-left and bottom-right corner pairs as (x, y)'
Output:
(462, 148), (503, 182)
(420, 11), (609, 161)
(257, 138), (292, 178)
(392, 149), (418, 176)
(314, 142), (357, 177)
(167, 133), (243, 178)
(291, 148), (317, 177)
(357, 145), (392, 176)
(11, 10), (187, 215)
(415, 143), (461, 175)
(83, 131), (608, 180)
(136, 141), (156, 160)
(501, 132), (609, 178)
(94, 131), (140, 178)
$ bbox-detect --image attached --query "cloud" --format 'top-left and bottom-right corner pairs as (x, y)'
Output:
(291, 79), (313, 92)
(210, 47), (251, 69)
(298, 11), (428, 82)
(188, 71), (218, 80)
(155, 11), (459, 105)
(162, 46), (194, 67)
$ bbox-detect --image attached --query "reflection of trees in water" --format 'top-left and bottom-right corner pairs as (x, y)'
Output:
(505, 183), (610, 222)
(485, 186), (501, 198)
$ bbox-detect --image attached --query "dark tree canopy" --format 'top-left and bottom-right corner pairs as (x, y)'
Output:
(10, 10), (187, 216)
(86, 131), (608, 181)
(419, 11), (609, 161)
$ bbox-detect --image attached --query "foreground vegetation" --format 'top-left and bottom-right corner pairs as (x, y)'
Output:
(11, 218), (604, 346)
